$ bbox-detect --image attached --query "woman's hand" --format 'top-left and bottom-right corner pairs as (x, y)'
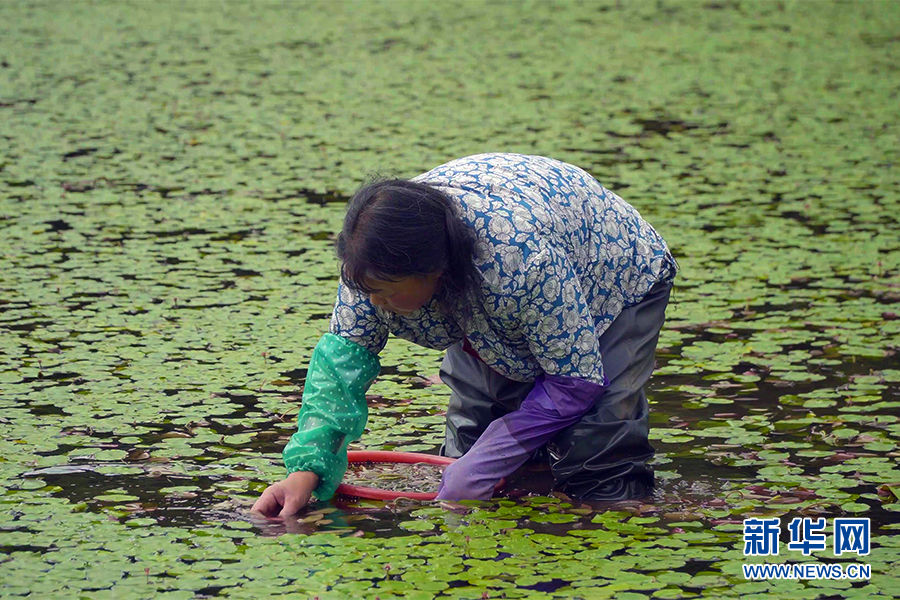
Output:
(251, 471), (319, 517)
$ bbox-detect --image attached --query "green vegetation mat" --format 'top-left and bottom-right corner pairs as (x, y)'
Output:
(1, 0), (897, 598)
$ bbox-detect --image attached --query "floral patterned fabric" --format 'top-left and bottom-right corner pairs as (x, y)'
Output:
(330, 153), (676, 385)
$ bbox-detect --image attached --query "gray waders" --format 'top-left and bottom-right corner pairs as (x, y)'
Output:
(439, 280), (673, 500)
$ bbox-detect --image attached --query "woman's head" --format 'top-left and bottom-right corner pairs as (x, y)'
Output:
(336, 179), (478, 318)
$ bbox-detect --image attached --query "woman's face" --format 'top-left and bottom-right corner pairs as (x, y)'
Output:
(364, 272), (442, 315)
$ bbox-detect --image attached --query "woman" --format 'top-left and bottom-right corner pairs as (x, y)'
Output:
(252, 153), (676, 517)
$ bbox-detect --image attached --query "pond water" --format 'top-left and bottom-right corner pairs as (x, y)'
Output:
(341, 461), (447, 495)
(1, 1), (898, 599)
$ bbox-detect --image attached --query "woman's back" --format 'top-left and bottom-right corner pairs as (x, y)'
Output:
(414, 153), (675, 331)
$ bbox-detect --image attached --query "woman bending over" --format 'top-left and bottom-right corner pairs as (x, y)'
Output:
(253, 153), (676, 517)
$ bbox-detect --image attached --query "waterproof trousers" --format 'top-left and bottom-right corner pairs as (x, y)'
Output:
(439, 280), (672, 500)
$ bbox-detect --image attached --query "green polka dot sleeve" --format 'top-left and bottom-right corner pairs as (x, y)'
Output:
(282, 333), (380, 501)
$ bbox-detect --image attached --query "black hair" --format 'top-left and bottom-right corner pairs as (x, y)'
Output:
(336, 179), (480, 321)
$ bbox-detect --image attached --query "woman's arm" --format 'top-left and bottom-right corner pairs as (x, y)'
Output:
(281, 333), (380, 497)
(253, 284), (386, 517)
(253, 333), (380, 516)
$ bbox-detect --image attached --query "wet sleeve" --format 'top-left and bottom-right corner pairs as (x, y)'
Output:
(282, 333), (380, 501)
(516, 246), (606, 384)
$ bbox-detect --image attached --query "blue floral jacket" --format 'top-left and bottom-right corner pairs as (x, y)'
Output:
(330, 153), (676, 385)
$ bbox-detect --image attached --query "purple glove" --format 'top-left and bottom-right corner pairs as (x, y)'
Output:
(436, 373), (608, 501)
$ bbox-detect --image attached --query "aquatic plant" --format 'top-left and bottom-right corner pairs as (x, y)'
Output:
(0, 1), (896, 598)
